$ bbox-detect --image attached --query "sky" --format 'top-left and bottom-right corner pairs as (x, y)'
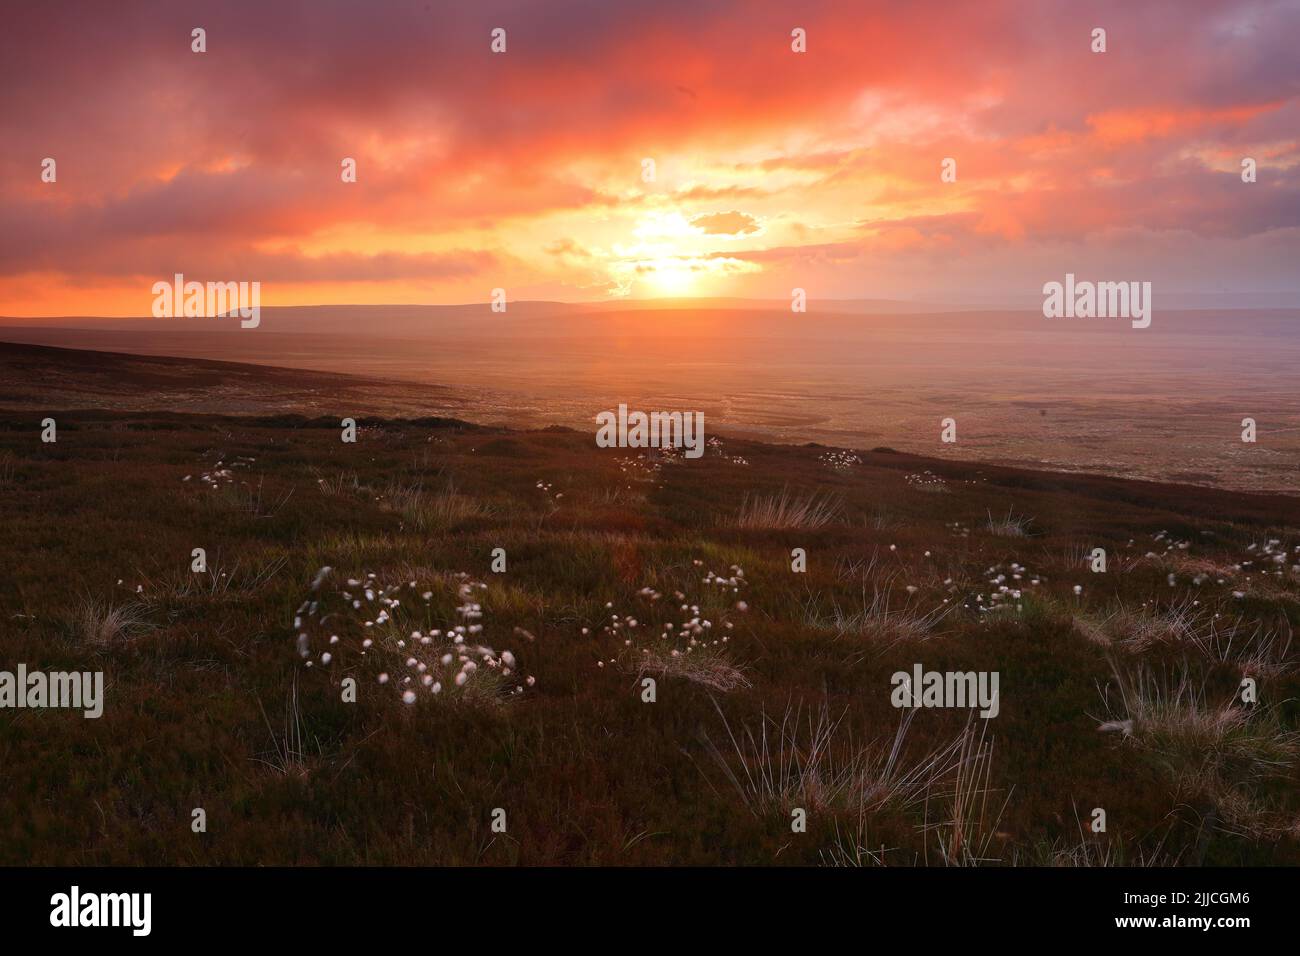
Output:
(2, 0), (1299, 317)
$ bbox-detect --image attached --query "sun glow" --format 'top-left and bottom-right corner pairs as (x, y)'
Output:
(642, 257), (700, 295)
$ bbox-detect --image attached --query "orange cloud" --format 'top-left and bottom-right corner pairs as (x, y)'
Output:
(1, 0), (1298, 315)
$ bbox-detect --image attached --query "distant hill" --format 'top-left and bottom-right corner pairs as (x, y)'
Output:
(4, 292), (1296, 336)
(0, 340), (466, 419)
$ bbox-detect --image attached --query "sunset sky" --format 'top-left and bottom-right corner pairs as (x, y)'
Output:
(2, 0), (1299, 316)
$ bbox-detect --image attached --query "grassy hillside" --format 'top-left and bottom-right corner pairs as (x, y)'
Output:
(2, 358), (1300, 865)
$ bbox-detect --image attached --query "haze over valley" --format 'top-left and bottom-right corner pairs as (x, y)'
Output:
(4, 302), (1297, 493)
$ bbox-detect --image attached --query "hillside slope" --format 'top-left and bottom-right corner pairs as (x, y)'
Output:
(2, 349), (1299, 865)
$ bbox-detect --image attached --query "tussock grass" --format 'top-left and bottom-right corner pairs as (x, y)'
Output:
(1077, 597), (1206, 651)
(921, 719), (1009, 866)
(1014, 831), (1184, 867)
(1097, 661), (1300, 844)
(1098, 663), (1300, 780)
(67, 597), (153, 645)
(1058, 541), (1095, 571)
(141, 554), (289, 603)
(803, 584), (951, 647)
(734, 488), (843, 530)
(1078, 601), (1295, 679)
(634, 644), (750, 692)
(312, 469), (361, 498)
(382, 479), (489, 530)
(986, 508), (1033, 538)
(253, 676), (320, 778)
(1189, 617), (1294, 680)
(200, 476), (295, 518)
(700, 701), (971, 818)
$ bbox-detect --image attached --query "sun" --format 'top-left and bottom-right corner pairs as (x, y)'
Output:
(646, 258), (698, 296)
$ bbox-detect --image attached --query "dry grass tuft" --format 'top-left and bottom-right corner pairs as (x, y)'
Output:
(1097, 663), (1300, 780)
(635, 644), (751, 692)
(1096, 661), (1300, 842)
(920, 719), (1009, 866)
(68, 597), (153, 645)
(382, 479), (489, 529)
(735, 488), (843, 530)
(253, 676), (320, 778)
(986, 508), (1033, 538)
(699, 701), (973, 819)
(804, 584), (951, 648)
